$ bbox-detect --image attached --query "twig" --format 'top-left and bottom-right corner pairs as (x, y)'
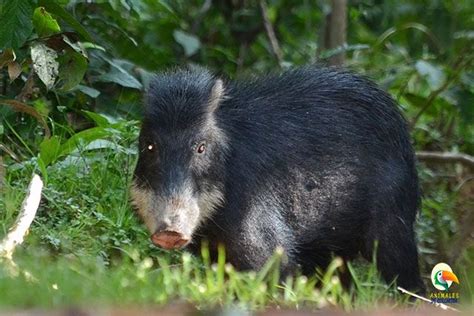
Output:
(0, 174), (43, 260)
(0, 156), (4, 191)
(259, 0), (283, 66)
(416, 151), (474, 169)
(397, 287), (460, 312)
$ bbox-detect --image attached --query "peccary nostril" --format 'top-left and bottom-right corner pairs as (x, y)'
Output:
(151, 231), (189, 250)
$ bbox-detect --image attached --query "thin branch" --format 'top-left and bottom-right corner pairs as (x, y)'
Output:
(416, 151), (474, 169)
(259, 0), (283, 66)
(0, 156), (4, 191)
(397, 287), (460, 312)
(0, 174), (43, 260)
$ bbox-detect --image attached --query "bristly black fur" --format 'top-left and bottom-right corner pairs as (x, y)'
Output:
(134, 66), (425, 292)
(145, 68), (218, 132)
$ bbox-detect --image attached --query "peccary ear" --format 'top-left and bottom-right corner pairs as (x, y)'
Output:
(208, 79), (225, 113)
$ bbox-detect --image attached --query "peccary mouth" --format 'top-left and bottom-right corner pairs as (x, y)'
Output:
(151, 230), (190, 250)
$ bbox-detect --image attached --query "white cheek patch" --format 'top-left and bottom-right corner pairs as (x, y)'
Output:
(198, 186), (225, 222)
(130, 182), (157, 233)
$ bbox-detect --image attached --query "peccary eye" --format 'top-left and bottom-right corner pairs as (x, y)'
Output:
(147, 144), (155, 152)
(197, 143), (206, 154)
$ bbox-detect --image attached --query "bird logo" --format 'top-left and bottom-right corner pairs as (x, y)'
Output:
(431, 263), (459, 291)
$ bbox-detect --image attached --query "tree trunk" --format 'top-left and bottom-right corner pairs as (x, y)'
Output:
(326, 0), (347, 66)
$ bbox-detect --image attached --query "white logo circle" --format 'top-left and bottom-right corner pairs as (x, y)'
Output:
(431, 262), (455, 291)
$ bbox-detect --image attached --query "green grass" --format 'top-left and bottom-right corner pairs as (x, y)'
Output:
(0, 119), (472, 311)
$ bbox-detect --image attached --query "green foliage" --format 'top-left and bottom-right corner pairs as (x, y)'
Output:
(0, 0), (35, 49)
(38, 0), (92, 41)
(57, 50), (88, 91)
(0, 0), (473, 310)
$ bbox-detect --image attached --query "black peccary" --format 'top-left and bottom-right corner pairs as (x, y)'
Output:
(131, 66), (424, 291)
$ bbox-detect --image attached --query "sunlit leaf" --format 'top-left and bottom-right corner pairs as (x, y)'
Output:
(415, 60), (446, 91)
(173, 30), (201, 57)
(38, 0), (93, 41)
(33, 6), (61, 37)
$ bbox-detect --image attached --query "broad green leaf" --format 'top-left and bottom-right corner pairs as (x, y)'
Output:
(82, 110), (112, 127)
(96, 66), (142, 90)
(33, 7), (61, 37)
(39, 135), (61, 166)
(38, 0), (93, 41)
(0, 0), (34, 49)
(415, 60), (446, 91)
(59, 127), (113, 157)
(96, 56), (142, 89)
(30, 42), (59, 89)
(173, 30), (201, 57)
(57, 51), (88, 90)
